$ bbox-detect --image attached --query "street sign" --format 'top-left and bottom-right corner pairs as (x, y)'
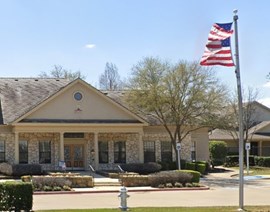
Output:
(176, 143), (181, 150)
(245, 143), (250, 150)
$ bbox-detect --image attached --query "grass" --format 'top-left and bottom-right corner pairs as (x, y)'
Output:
(230, 166), (270, 176)
(37, 206), (270, 212)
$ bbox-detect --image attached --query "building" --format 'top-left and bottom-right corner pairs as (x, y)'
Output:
(209, 101), (270, 156)
(0, 78), (209, 171)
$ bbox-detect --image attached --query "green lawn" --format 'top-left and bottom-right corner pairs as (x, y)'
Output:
(37, 206), (270, 212)
(231, 166), (270, 175)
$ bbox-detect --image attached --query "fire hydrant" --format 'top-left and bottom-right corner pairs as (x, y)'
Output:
(118, 186), (130, 211)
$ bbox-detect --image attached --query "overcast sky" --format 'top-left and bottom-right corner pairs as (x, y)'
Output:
(1, 1), (270, 106)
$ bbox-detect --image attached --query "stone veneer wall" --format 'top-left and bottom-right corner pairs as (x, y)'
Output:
(19, 133), (60, 170)
(0, 133), (15, 164)
(143, 133), (192, 162)
(97, 133), (139, 170)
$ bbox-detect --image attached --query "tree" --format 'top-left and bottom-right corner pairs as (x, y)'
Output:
(126, 57), (228, 167)
(218, 87), (260, 150)
(209, 141), (228, 167)
(39, 65), (86, 80)
(99, 62), (123, 90)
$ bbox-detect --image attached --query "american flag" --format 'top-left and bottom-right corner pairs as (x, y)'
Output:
(200, 23), (234, 67)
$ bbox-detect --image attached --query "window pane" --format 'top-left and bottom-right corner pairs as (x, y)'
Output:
(98, 141), (108, 163)
(39, 141), (51, 164)
(161, 141), (172, 162)
(0, 141), (4, 152)
(114, 141), (126, 163)
(19, 140), (28, 164)
(0, 141), (5, 162)
(144, 141), (155, 163)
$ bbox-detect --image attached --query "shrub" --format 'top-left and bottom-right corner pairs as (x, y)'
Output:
(225, 155), (239, 167)
(186, 162), (196, 171)
(209, 141), (227, 166)
(0, 163), (42, 176)
(176, 170), (200, 183)
(196, 164), (206, 175)
(120, 162), (162, 174)
(174, 182), (183, 188)
(148, 171), (192, 187)
(0, 181), (33, 211)
(255, 156), (270, 167)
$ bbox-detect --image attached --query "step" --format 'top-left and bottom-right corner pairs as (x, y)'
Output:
(94, 181), (122, 186)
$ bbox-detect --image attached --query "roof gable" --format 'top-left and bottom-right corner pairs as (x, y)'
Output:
(0, 78), (70, 124)
(15, 79), (146, 124)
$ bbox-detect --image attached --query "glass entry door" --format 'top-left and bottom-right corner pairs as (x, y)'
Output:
(64, 144), (84, 170)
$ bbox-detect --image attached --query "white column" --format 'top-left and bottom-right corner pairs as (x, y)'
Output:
(14, 132), (19, 164)
(94, 132), (99, 169)
(59, 132), (64, 161)
(138, 133), (144, 163)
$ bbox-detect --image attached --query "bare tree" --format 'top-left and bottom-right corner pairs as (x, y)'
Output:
(218, 87), (260, 147)
(39, 65), (86, 80)
(99, 62), (123, 90)
(126, 57), (228, 167)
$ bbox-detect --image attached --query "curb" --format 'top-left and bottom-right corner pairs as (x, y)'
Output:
(33, 186), (209, 195)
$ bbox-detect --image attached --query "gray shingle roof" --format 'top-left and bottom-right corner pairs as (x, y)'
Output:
(0, 78), (70, 124)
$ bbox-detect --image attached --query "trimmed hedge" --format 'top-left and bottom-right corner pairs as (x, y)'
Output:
(0, 181), (33, 211)
(120, 162), (162, 175)
(255, 156), (270, 167)
(148, 171), (192, 187)
(185, 161), (208, 175)
(176, 170), (200, 183)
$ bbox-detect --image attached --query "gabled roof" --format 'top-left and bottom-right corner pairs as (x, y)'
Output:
(0, 78), (70, 124)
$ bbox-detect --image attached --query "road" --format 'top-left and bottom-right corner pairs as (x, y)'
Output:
(33, 178), (270, 210)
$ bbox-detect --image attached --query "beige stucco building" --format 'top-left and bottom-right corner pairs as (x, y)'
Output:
(0, 78), (209, 171)
(209, 101), (270, 156)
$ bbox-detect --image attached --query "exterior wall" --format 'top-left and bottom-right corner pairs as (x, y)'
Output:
(19, 133), (60, 170)
(0, 128), (210, 171)
(97, 133), (140, 170)
(27, 82), (136, 121)
(0, 133), (15, 164)
(191, 129), (210, 161)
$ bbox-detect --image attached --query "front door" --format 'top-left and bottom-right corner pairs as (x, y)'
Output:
(64, 144), (84, 170)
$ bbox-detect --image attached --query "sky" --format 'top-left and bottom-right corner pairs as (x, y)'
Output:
(1, 1), (270, 106)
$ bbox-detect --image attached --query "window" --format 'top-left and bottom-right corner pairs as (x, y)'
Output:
(114, 141), (126, 163)
(64, 133), (84, 138)
(74, 92), (83, 101)
(39, 141), (51, 164)
(0, 141), (5, 162)
(19, 140), (28, 164)
(161, 141), (172, 162)
(98, 141), (108, 163)
(144, 141), (155, 162)
(191, 141), (196, 161)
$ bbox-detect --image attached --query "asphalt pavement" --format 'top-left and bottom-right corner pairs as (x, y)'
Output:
(32, 168), (270, 210)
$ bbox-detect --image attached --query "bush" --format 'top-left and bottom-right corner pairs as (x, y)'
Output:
(255, 156), (270, 167)
(176, 170), (200, 183)
(0, 163), (42, 176)
(196, 164), (206, 175)
(225, 155), (239, 167)
(120, 162), (162, 175)
(148, 171), (192, 187)
(186, 162), (196, 171)
(0, 181), (33, 211)
(209, 141), (227, 166)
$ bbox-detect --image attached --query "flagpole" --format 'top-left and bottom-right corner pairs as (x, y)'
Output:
(233, 9), (244, 211)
